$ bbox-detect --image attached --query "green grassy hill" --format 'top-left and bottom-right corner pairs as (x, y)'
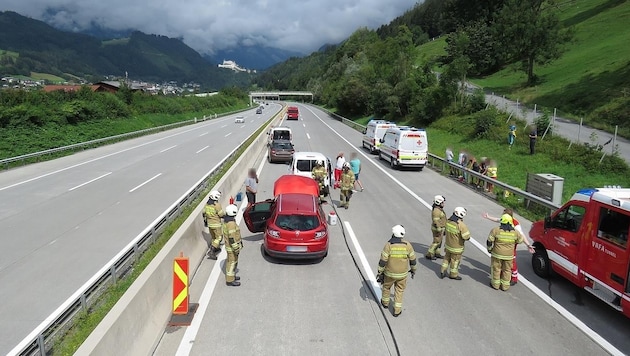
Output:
(416, 0), (630, 133)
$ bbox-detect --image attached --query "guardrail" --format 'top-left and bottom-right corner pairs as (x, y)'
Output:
(0, 107), (251, 170)
(317, 105), (561, 213)
(8, 107), (280, 356)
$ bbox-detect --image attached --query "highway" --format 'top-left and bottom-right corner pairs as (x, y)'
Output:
(154, 104), (629, 355)
(0, 104), (280, 354)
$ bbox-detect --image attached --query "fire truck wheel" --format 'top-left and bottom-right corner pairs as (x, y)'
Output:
(532, 247), (550, 278)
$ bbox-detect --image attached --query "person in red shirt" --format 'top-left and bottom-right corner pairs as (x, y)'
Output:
(482, 208), (534, 285)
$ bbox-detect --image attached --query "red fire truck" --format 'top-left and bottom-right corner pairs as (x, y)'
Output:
(529, 187), (630, 317)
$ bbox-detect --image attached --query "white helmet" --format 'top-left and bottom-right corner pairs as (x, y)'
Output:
(225, 204), (238, 217)
(454, 207), (467, 219)
(434, 195), (446, 205)
(316, 160), (323, 166)
(209, 190), (221, 201)
(343, 162), (351, 169)
(392, 224), (405, 238)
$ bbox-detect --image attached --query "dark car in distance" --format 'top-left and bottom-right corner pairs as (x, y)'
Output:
(268, 140), (294, 163)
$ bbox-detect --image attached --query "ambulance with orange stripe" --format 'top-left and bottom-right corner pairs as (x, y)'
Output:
(378, 126), (428, 170)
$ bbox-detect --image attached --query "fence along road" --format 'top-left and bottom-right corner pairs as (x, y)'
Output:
(153, 103), (625, 355)
(0, 105), (279, 355)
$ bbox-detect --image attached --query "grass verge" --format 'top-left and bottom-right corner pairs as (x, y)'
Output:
(50, 113), (275, 355)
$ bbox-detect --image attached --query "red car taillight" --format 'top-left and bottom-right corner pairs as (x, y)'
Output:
(314, 230), (327, 239)
(267, 229), (280, 238)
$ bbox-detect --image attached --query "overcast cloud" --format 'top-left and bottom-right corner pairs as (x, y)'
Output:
(1, 0), (417, 55)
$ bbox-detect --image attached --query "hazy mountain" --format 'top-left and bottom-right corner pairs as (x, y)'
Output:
(0, 11), (252, 89)
(207, 45), (305, 70)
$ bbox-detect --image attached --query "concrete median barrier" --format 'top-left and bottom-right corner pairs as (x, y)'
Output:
(75, 111), (282, 356)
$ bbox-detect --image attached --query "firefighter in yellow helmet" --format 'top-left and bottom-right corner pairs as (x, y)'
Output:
(339, 162), (355, 209)
(376, 225), (417, 317)
(203, 190), (225, 260)
(311, 160), (327, 199)
(486, 214), (533, 291)
(440, 207), (470, 280)
(223, 204), (243, 287)
(426, 195), (446, 260)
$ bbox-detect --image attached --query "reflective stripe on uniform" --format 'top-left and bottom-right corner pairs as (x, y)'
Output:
(384, 271), (409, 279)
(445, 245), (464, 254)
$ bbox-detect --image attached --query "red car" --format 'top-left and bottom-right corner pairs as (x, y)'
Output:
(243, 175), (329, 259)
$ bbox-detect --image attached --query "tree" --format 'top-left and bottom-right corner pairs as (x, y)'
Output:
(443, 31), (471, 108)
(493, 0), (571, 85)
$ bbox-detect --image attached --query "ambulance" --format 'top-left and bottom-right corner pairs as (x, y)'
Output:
(362, 120), (396, 153)
(529, 187), (630, 317)
(378, 126), (428, 170)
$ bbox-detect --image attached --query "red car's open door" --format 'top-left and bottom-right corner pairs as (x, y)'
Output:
(243, 200), (274, 233)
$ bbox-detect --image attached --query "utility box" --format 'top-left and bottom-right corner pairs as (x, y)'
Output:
(526, 173), (564, 205)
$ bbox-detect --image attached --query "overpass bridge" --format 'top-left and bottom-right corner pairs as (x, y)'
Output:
(249, 91), (313, 105)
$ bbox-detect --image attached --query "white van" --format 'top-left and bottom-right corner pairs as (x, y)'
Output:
(268, 126), (292, 145)
(379, 126), (428, 170)
(362, 120), (396, 153)
(288, 151), (333, 196)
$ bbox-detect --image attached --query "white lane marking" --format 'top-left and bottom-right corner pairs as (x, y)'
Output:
(160, 145), (177, 153)
(303, 123), (306, 127)
(196, 145), (209, 154)
(199, 132), (208, 137)
(304, 105), (624, 356)
(306, 133), (311, 140)
(221, 124), (227, 128)
(0, 119), (230, 192)
(225, 132), (232, 137)
(344, 222), (381, 297)
(240, 125), (246, 128)
(176, 153), (268, 356)
(129, 173), (162, 193)
(68, 172), (112, 191)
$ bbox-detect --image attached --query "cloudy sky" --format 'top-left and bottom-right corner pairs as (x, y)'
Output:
(2, 0), (417, 55)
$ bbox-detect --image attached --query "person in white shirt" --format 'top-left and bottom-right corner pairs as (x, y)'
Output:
(334, 152), (345, 189)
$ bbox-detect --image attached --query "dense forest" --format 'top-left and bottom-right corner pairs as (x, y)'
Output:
(255, 0), (571, 122)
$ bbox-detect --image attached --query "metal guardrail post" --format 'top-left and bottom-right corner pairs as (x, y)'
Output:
(110, 265), (117, 284)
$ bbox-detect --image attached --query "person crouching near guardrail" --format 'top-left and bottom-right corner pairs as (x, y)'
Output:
(486, 214), (534, 291)
(204, 190), (225, 260)
(440, 207), (470, 280)
(425, 195), (446, 260)
(223, 204), (243, 287)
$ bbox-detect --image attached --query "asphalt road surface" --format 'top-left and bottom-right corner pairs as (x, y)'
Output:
(154, 104), (628, 355)
(0, 104), (280, 354)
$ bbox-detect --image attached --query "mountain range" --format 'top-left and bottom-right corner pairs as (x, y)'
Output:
(0, 11), (302, 88)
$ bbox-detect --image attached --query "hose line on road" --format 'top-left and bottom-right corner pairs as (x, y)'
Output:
(331, 203), (401, 356)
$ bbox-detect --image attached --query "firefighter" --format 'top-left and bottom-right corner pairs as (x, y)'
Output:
(339, 162), (355, 209)
(203, 190), (225, 260)
(440, 207), (470, 280)
(376, 225), (417, 317)
(223, 204), (243, 287)
(426, 195), (446, 260)
(311, 160), (327, 199)
(486, 214), (533, 291)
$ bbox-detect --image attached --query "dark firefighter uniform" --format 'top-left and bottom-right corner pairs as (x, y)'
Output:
(223, 217), (243, 285)
(377, 237), (417, 316)
(440, 215), (470, 280)
(487, 218), (525, 291)
(312, 164), (327, 199)
(204, 199), (225, 259)
(339, 166), (355, 209)
(426, 205), (446, 259)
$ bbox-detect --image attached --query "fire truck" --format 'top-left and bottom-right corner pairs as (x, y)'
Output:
(529, 187), (630, 317)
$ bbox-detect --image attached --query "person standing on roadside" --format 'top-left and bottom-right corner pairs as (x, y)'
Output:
(245, 168), (258, 207)
(334, 152), (345, 189)
(348, 152), (364, 191)
(446, 147), (456, 176)
(426, 195), (446, 260)
(529, 126), (538, 155)
(482, 208), (534, 285)
(338, 162), (355, 209)
(223, 204), (243, 286)
(204, 190), (225, 260)
(440, 207), (470, 280)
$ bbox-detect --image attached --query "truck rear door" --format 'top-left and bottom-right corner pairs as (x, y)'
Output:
(587, 206), (630, 291)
